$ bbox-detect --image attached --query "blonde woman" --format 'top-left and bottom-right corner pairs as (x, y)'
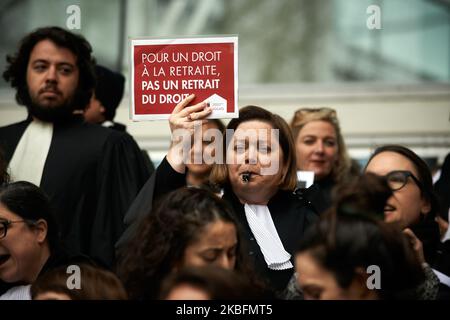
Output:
(290, 108), (353, 214)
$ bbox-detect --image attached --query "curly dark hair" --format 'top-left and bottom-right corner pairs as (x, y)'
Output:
(117, 187), (254, 300)
(3, 26), (95, 111)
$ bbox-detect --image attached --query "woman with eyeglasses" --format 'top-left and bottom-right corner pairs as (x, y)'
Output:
(365, 145), (441, 267)
(0, 181), (90, 299)
(364, 145), (450, 299)
(290, 108), (354, 215)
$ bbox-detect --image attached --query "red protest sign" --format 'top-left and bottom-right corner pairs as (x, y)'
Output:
(130, 36), (238, 121)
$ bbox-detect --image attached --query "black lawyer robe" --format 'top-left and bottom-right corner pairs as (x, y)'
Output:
(301, 176), (335, 215)
(0, 116), (150, 267)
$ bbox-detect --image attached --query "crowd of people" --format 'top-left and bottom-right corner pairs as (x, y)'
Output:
(0, 26), (448, 300)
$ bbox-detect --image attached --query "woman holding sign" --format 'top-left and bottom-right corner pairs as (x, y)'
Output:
(119, 94), (318, 295)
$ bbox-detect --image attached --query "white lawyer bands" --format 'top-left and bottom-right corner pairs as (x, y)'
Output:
(176, 304), (210, 318)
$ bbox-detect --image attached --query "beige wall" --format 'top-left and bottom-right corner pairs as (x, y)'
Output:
(1, 83), (449, 163)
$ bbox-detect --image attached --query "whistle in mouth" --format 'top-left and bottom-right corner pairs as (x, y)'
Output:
(242, 173), (251, 183)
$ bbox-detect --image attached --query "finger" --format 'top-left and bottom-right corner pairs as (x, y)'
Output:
(196, 107), (212, 119)
(172, 94), (196, 114)
(179, 102), (209, 118)
(403, 228), (422, 249)
(188, 107), (212, 121)
(403, 229), (415, 245)
(403, 228), (417, 240)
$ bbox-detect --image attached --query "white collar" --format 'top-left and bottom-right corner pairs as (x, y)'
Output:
(9, 119), (53, 185)
(244, 204), (293, 270)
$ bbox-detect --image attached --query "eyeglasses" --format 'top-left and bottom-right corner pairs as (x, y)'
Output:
(0, 220), (33, 239)
(295, 107), (337, 117)
(292, 108), (338, 128)
(385, 170), (422, 191)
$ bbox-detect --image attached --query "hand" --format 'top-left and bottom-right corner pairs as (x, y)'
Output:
(403, 228), (426, 264)
(168, 94), (211, 135)
(167, 94), (211, 173)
